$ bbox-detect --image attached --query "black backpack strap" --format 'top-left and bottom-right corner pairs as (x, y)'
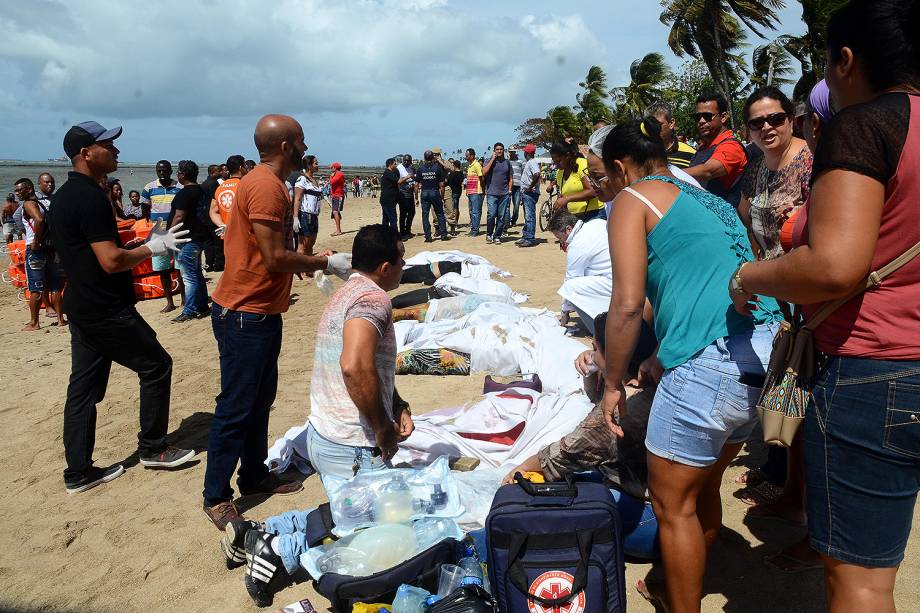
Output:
(506, 529), (594, 607)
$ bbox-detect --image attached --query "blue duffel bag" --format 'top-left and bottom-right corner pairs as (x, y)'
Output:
(485, 474), (626, 613)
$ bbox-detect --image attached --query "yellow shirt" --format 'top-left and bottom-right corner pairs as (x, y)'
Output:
(465, 160), (483, 195)
(556, 157), (600, 215)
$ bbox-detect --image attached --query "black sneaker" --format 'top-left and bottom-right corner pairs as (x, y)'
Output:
(245, 529), (285, 607)
(424, 236), (434, 243)
(194, 310), (211, 319)
(223, 519), (262, 569)
(65, 464), (124, 494)
(171, 313), (196, 323)
(518, 240), (537, 247)
(139, 446), (195, 469)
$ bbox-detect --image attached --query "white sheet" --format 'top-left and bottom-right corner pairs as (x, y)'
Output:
(433, 272), (528, 304)
(391, 389), (593, 470)
(403, 250), (511, 279)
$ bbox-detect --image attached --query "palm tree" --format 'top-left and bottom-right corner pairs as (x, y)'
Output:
(747, 39), (797, 90)
(660, 0), (785, 124)
(545, 105), (583, 143)
(610, 52), (672, 121)
(576, 66), (613, 128)
(782, 0), (848, 99)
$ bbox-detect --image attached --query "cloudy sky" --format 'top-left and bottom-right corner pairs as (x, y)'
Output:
(0, 0), (806, 165)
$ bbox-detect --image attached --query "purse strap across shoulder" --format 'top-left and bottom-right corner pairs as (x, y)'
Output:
(805, 239), (920, 330)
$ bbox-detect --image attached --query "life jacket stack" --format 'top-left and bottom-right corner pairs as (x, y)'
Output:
(4, 240), (51, 307)
(121, 219), (180, 301)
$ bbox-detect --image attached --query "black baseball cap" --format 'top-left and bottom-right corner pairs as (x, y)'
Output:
(63, 121), (122, 159)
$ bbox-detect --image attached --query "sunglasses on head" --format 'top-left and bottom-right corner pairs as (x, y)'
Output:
(747, 111), (789, 131)
(693, 112), (719, 122)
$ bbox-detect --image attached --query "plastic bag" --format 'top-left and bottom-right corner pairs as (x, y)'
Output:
(300, 518), (463, 580)
(324, 456), (463, 535)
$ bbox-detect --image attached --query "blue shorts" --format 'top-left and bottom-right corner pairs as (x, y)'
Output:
(805, 355), (920, 567)
(646, 323), (778, 467)
(25, 246), (64, 293)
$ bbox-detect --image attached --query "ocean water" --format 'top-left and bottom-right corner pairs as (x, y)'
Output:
(0, 162), (384, 199)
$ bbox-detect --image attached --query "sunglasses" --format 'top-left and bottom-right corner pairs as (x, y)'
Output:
(693, 112), (720, 122)
(747, 112), (789, 131)
(587, 174), (608, 190)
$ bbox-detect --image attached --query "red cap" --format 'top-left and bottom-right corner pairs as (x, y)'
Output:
(330, 162), (342, 170)
(523, 144), (537, 154)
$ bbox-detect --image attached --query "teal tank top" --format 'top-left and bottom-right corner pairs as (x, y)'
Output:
(636, 176), (781, 369)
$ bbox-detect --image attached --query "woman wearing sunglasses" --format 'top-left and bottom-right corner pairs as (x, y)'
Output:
(738, 86), (813, 261)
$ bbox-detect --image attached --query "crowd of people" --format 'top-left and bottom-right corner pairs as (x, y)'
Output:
(3, 1), (918, 611)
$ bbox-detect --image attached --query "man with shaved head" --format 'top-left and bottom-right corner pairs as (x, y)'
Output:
(203, 114), (353, 530)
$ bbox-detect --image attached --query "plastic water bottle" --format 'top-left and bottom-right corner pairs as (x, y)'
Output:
(391, 584), (430, 613)
(458, 556), (483, 581)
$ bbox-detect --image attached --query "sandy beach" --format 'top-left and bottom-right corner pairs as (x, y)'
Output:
(1, 195), (917, 613)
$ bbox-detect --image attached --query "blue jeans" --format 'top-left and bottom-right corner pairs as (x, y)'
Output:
(420, 190), (446, 239)
(380, 201), (398, 231)
(177, 241), (208, 317)
(521, 190), (538, 241)
(646, 323), (778, 467)
(266, 424), (389, 573)
(805, 356), (920, 567)
(507, 185), (522, 226)
(203, 303), (282, 506)
(467, 193), (483, 234)
(486, 194), (510, 240)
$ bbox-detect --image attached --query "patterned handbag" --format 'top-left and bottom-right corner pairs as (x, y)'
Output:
(757, 239), (920, 446)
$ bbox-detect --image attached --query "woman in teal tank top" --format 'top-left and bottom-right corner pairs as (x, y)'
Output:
(598, 117), (781, 611)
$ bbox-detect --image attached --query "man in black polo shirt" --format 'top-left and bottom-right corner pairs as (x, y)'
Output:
(50, 121), (197, 494)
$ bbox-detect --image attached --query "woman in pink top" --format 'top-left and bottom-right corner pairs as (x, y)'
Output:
(729, 2), (920, 610)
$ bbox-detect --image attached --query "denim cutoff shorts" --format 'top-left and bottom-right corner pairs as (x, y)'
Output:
(804, 355), (920, 567)
(646, 322), (778, 467)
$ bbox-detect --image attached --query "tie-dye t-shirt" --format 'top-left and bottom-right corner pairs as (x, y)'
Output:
(308, 273), (396, 447)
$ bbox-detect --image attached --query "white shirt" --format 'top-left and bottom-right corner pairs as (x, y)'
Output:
(520, 158), (541, 193)
(295, 175), (323, 214)
(557, 218), (613, 319)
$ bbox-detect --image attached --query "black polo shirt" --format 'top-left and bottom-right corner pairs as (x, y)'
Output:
(49, 171), (136, 320)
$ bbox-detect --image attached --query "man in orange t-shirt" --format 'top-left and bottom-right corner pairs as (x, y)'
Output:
(686, 90), (748, 207)
(203, 114), (353, 530)
(209, 154), (248, 233)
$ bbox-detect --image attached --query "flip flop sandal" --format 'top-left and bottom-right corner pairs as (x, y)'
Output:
(736, 481), (783, 506)
(734, 468), (767, 485)
(763, 551), (823, 573)
(636, 579), (670, 612)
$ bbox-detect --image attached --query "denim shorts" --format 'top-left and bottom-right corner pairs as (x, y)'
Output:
(646, 323), (778, 467)
(25, 246), (64, 293)
(298, 211), (318, 237)
(805, 355), (920, 567)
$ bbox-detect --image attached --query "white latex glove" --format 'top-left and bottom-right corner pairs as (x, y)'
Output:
(214, 224), (227, 238)
(292, 214), (301, 233)
(147, 223), (191, 256)
(326, 252), (353, 280)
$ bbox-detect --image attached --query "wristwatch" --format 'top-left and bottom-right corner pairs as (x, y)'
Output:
(730, 262), (750, 296)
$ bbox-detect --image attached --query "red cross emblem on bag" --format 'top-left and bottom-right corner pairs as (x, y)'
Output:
(527, 571), (586, 613)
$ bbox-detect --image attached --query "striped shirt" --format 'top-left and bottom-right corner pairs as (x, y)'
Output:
(666, 140), (697, 168)
(140, 179), (181, 216)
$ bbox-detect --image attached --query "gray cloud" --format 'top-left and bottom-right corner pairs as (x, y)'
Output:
(0, 0), (604, 123)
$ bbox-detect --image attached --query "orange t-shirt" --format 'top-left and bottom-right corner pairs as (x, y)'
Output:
(214, 177), (241, 225)
(211, 165), (294, 314)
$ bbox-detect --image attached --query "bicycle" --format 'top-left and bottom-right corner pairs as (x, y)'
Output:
(539, 188), (556, 232)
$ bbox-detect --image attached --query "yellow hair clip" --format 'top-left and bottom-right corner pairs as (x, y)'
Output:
(640, 122), (650, 138)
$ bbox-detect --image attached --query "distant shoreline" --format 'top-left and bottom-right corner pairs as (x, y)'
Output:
(0, 160), (385, 171)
